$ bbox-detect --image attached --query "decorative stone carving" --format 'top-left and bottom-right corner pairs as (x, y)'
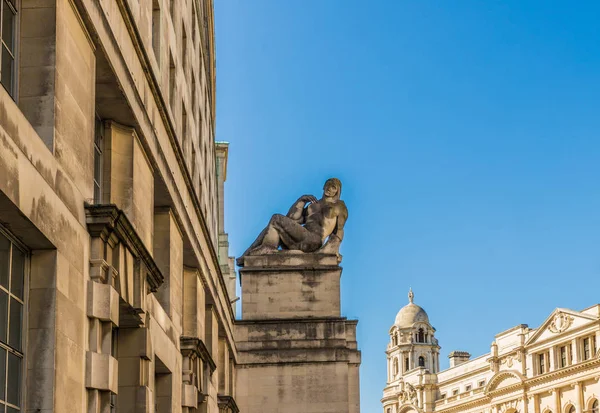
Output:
(399, 382), (419, 406)
(499, 399), (520, 413)
(501, 352), (522, 368)
(549, 313), (574, 333)
(236, 178), (348, 266)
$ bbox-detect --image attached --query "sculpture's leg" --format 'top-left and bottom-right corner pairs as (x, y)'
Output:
(271, 215), (321, 251)
(241, 214), (322, 258)
(240, 214), (288, 257)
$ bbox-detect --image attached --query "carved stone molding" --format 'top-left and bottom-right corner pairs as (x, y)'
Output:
(218, 395), (240, 413)
(85, 204), (164, 291)
(180, 336), (217, 373)
(548, 313), (574, 334)
(499, 399), (520, 413)
(501, 352), (522, 368)
(399, 382), (419, 406)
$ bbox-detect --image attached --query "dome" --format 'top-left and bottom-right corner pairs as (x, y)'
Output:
(394, 289), (429, 328)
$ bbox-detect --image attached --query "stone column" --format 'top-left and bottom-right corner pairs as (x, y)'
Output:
(153, 209), (183, 324)
(117, 327), (153, 412)
(86, 281), (119, 413)
(571, 339), (579, 364)
(522, 394), (529, 413)
(549, 348), (556, 372)
(553, 388), (561, 413)
(575, 382), (583, 413)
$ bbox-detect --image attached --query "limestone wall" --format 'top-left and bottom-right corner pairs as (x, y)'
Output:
(0, 1), (236, 413)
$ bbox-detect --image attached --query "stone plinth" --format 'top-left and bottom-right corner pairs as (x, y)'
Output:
(236, 252), (361, 413)
(239, 253), (342, 320)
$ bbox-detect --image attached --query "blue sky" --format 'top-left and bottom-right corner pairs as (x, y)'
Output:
(214, 2), (600, 411)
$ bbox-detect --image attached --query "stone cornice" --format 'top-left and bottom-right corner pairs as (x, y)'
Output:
(436, 394), (490, 413)
(525, 356), (600, 386)
(85, 204), (163, 291)
(217, 395), (240, 413)
(180, 336), (217, 373)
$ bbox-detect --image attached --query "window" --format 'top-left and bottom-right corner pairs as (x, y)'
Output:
(465, 384), (472, 392)
(569, 343), (573, 364)
(393, 358), (398, 376)
(191, 145), (197, 191)
(181, 102), (187, 152)
(478, 379), (486, 387)
(93, 116), (104, 203)
(418, 328), (425, 343)
(191, 73), (197, 123)
(152, 0), (161, 64)
(181, 21), (187, 78)
(452, 389), (458, 396)
(440, 393), (446, 399)
(560, 345), (567, 368)
(567, 406), (575, 413)
(0, 0), (17, 98)
(537, 352), (548, 374)
(418, 356), (425, 367)
(169, 53), (176, 111)
(404, 357), (409, 372)
(110, 392), (117, 413)
(583, 337), (592, 360)
(591, 399), (598, 413)
(0, 229), (26, 413)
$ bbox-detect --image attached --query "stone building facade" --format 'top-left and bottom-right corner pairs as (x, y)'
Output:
(0, 0), (240, 412)
(382, 291), (600, 413)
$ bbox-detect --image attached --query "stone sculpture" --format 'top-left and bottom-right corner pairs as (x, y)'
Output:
(236, 178), (348, 265)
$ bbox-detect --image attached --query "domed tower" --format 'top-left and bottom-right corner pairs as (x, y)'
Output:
(386, 289), (441, 383)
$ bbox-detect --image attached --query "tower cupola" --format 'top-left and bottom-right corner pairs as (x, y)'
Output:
(387, 289), (441, 383)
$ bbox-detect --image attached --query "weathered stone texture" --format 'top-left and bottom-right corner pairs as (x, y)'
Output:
(236, 253), (361, 413)
(240, 253), (342, 320)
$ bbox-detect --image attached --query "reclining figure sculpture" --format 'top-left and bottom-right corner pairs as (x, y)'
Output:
(236, 178), (348, 266)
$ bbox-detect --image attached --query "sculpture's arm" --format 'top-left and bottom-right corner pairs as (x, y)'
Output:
(330, 202), (348, 242)
(286, 195), (317, 223)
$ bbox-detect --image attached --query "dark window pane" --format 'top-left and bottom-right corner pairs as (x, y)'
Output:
(0, 290), (7, 344)
(0, 235), (9, 289)
(6, 352), (20, 406)
(0, 347), (5, 401)
(8, 406), (19, 413)
(10, 248), (23, 300)
(1, 46), (13, 96)
(2, 2), (14, 52)
(8, 298), (21, 351)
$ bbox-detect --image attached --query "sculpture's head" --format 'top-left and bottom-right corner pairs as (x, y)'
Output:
(323, 178), (342, 200)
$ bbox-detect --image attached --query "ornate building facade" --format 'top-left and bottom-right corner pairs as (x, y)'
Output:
(382, 291), (600, 413)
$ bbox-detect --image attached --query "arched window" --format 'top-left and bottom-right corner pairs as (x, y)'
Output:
(418, 328), (425, 343)
(405, 357), (409, 372)
(418, 356), (425, 367)
(567, 406), (575, 413)
(393, 358), (399, 375)
(392, 334), (398, 346)
(592, 400), (599, 413)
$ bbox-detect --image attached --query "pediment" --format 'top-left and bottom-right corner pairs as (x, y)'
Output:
(525, 308), (598, 346)
(485, 371), (525, 394)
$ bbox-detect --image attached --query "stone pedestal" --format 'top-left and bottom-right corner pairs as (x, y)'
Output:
(235, 253), (361, 413)
(240, 253), (342, 320)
